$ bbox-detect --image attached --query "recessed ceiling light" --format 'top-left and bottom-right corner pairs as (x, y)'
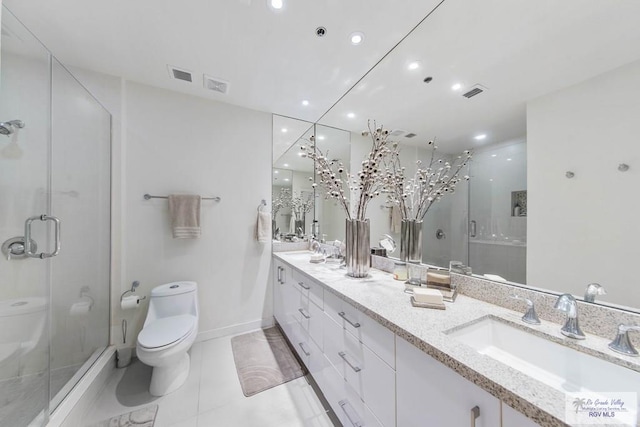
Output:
(451, 83), (462, 91)
(347, 112), (355, 119)
(269, 0), (283, 10)
(350, 32), (364, 45)
(507, 158), (512, 161)
(317, 135), (326, 140)
(474, 134), (487, 140)
(297, 152), (304, 157)
(489, 178), (494, 182)
(283, 163), (289, 167)
(284, 178), (290, 182)
(491, 154), (497, 158)
(408, 61), (421, 70)
(301, 100), (309, 106)
(281, 128), (288, 133)
(274, 170), (279, 174)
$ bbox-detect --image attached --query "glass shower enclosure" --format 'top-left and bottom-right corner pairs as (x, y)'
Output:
(0, 7), (111, 426)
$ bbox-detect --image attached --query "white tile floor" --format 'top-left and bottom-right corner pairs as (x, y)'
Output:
(83, 333), (337, 427)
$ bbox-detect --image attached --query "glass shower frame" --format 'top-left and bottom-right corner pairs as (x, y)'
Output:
(0, 6), (112, 426)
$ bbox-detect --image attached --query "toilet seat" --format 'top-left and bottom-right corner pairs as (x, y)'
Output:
(138, 314), (196, 349)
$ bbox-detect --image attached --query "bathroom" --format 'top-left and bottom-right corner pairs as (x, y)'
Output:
(1, 0), (639, 426)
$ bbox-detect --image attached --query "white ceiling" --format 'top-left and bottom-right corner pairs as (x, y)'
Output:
(6, 0), (640, 157)
(4, 0), (443, 124)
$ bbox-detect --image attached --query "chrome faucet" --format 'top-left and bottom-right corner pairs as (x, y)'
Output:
(554, 294), (585, 339)
(608, 324), (640, 356)
(584, 283), (607, 302)
(584, 283), (606, 303)
(510, 295), (541, 325)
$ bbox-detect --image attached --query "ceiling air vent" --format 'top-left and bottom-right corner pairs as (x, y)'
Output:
(204, 75), (230, 94)
(404, 133), (417, 138)
(462, 84), (488, 99)
(167, 65), (193, 82)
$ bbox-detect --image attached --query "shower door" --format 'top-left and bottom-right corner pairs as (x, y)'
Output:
(1, 7), (112, 426)
(0, 10), (54, 427)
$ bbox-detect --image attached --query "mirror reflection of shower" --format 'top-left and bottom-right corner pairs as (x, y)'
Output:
(0, 119), (24, 135)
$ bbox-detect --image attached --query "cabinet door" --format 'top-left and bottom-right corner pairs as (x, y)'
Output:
(396, 337), (501, 427)
(273, 261), (287, 326)
(502, 402), (541, 427)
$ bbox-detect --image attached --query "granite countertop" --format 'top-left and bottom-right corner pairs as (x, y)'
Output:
(274, 251), (640, 427)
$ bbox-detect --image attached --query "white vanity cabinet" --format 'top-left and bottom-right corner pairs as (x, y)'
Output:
(273, 255), (543, 427)
(396, 336), (502, 427)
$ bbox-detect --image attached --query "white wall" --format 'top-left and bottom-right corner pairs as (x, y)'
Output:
(527, 59), (640, 307)
(119, 82), (273, 343)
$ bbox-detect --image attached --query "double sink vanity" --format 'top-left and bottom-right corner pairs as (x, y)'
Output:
(272, 250), (640, 427)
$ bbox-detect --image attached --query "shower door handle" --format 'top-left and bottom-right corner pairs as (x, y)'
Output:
(25, 215), (61, 259)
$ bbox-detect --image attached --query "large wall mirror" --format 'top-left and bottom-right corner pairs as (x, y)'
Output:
(308, 0), (640, 312)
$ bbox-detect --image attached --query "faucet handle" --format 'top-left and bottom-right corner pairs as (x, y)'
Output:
(510, 294), (541, 325)
(608, 324), (640, 357)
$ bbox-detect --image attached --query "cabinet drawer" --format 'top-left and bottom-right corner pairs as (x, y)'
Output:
(292, 269), (324, 308)
(291, 323), (324, 382)
(324, 290), (395, 368)
(295, 295), (323, 350)
(321, 359), (384, 427)
(324, 312), (395, 427)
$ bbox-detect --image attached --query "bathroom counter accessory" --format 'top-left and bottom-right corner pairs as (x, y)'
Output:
(274, 251), (640, 427)
(143, 193), (221, 202)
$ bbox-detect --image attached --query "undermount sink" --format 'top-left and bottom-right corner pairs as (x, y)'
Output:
(447, 316), (640, 396)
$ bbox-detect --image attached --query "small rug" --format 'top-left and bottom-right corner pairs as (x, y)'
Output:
(231, 327), (306, 397)
(87, 404), (158, 427)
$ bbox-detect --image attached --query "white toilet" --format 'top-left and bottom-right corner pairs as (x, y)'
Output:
(136, 281), (199, 396)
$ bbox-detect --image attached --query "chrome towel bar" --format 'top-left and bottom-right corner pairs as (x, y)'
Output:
(143, 193), (221, 202)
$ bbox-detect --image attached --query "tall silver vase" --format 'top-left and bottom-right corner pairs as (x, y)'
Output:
(345, 218), (370, 278)
(400, 219), (423, 264)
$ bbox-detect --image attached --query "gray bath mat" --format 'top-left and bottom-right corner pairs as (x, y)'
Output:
(231, 327), (306, 397)
(87, 404), (158, 427)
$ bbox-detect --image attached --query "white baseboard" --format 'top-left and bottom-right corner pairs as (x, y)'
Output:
(196, 318), (274, 342)
(48, 346), (116, 427)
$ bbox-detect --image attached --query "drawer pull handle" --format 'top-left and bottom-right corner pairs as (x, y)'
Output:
(338, 311), (361, 328)
(298, 281), (310, 290)
(277, 266), (282, 284)
(339, 399), (363, 427)
(470, 405), (480, 427)
(298, 342), (310, 356)
(298, 308), (311, 319)
(338, 351), (361, 373)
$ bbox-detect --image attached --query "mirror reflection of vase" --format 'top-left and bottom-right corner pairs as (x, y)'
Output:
(345, 218), (370, 278)
(400, 220), (423, 264)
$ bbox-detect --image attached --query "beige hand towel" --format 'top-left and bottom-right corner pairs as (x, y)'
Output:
(256, 211), (272, 243)
(168, 195), (201, 239)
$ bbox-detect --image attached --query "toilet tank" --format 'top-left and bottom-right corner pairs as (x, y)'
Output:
(146, 282), (198, 323)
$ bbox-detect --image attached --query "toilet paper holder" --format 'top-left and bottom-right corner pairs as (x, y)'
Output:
(120, 280), (147, 303)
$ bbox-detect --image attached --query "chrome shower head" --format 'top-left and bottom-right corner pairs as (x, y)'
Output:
(0, 120), (25, 136)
